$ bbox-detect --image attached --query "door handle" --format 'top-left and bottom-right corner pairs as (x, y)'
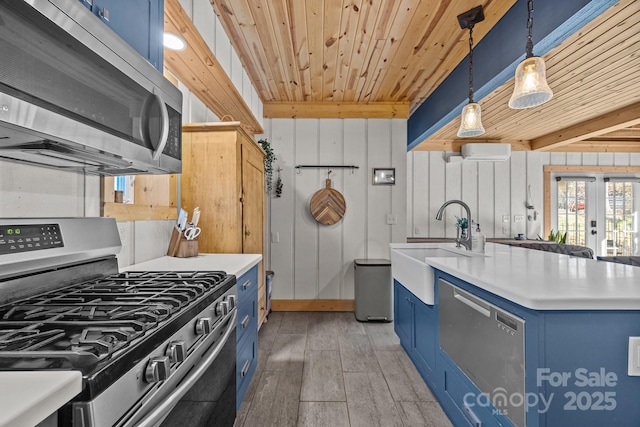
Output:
(591, 230), (597, 235)
(151, 88), (170, 161)
(453, 290), (491, 317)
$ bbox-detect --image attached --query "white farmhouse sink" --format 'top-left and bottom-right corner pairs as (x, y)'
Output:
(390, 245), (486, 305)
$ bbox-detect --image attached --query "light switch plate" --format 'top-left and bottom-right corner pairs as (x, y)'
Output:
(629, 337), (640, 376)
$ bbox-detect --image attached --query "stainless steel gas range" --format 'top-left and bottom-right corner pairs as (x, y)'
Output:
(0, 218), (237, 427)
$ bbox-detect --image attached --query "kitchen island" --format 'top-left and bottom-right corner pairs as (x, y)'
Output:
(390, 242), (640, 427)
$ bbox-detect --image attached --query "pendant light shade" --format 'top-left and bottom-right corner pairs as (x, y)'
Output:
(509, 57), (553, 109)
(456, 6), (485, 138)
(509, 0), (553, 109)
(458, 102), (485, 137)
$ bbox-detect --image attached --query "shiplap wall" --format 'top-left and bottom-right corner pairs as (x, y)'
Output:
(407, 151), (640, 240)
(259, 118), (407, 300)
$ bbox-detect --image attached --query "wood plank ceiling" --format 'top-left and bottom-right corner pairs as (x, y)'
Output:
(204, 0), (640, 151)
(210, 0), (515, 115)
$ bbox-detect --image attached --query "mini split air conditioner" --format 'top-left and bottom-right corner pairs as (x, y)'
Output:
(461, 143), (511, 161)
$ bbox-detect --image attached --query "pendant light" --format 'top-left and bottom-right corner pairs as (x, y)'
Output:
(457, 6), (485, 138)
(509, 0), (553, 109)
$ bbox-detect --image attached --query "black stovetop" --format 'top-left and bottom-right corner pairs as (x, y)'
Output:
(0, 270), (235, 397)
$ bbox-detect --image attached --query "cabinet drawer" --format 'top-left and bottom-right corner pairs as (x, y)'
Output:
(438, 354), (507, 427)
(236, 265), (258, 304)
(236, 324), (258, 410)
(236, 296), (257, 343)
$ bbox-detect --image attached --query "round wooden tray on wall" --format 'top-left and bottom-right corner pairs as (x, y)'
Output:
(310, 179), (346, 225)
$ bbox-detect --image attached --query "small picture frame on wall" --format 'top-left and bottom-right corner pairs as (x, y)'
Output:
(372, 168), (395, 185)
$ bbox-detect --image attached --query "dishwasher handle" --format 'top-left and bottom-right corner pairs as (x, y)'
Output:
(453, 289), (491, 317)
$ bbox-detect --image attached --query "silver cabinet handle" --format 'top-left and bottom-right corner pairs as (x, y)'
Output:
(242, 280), (252, 290)
(241, 314), (250, 328)
(241, 360), (251, 377)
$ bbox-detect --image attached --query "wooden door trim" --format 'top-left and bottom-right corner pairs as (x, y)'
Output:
(543, 165), (640, 237)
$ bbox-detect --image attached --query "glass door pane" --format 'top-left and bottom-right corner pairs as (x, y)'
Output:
(604, 181), (636, 255)
(556, 179), (588, 246)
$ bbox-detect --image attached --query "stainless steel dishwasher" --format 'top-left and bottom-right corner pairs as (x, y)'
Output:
(439, 279), (525, 427)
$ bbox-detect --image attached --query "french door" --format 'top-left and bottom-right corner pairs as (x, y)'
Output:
(552, 174), (639, 257)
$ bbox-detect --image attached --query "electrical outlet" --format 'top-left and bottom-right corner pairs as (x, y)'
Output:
(386, 214), (398, 225)
(502, 226), (509, 235)
(415, 227), (421, 235)
(502, 215), (510, 223)
(514, 215), (525, 223)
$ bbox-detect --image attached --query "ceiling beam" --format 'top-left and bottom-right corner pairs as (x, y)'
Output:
(531, 102), (640, 151)
(263, 102), (410, 119)
(163, 0), (263, 134)
(411, 140), (531, 152)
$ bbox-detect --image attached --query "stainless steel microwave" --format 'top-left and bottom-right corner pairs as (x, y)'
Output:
(0, 0), (182, 175)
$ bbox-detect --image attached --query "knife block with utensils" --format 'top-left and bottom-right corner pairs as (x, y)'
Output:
(167, 226), (199, 258)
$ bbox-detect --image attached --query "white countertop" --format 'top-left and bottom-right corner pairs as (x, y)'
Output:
(390, 242), (640, 310)
(121, 253), (262, 277)
(0, 371), (82, 427)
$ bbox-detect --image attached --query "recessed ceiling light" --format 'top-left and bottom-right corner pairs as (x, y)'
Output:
(163, 33), (186, 51)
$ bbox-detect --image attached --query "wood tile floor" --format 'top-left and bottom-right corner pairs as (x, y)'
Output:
(234, 312), (453, 427)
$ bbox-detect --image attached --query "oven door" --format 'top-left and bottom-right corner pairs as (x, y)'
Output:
(121, 311), (237, 427)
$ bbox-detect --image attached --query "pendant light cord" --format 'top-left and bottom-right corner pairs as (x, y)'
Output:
(468, 25), (475, 103)
(525, 0), (534, 58)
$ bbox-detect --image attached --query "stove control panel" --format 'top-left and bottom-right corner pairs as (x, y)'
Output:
(0, 223), (64, 255)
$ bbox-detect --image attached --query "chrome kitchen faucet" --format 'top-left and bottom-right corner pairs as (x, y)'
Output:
(435, 200), (473, 251)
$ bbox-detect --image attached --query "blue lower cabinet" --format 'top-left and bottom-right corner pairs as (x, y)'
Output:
(236, 296), (257, 343)
(235, 265), (259, 411)
(394, 281), (437, 386)
(393, 280), (412, 346)
(236, 323), (257, 410)
(413, 299), (436, 380)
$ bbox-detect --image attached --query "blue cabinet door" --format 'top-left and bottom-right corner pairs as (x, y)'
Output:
(394, 280), (413, 348)
(413, 298), (436, 380)
(235, 265), (259, 411)
(84, 0), (164, 71)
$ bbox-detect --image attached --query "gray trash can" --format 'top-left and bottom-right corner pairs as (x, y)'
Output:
(354, 259), (392, 322)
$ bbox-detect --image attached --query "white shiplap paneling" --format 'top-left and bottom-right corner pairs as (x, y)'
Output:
(262, 118), (407, 300)
(341, 119), (367, 299)
(293, 119), (321, 299)
(408, 151), (640, 239)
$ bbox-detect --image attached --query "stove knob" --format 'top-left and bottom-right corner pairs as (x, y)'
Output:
(166, 341), (187, 363)
(216, 300), (230, 316)
(145, 356), (171, 383)
(226, 295), (236, 310)
(195, 317), (212, 335)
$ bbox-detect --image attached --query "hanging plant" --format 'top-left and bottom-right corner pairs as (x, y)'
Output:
(275, 167), (283, 198)
(258, 138), (276, 195)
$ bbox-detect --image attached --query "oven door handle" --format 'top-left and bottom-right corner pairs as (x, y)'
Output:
(134, 311), (236, 427)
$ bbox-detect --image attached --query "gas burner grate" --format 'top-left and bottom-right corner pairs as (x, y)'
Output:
(0, 270), (231, 373)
